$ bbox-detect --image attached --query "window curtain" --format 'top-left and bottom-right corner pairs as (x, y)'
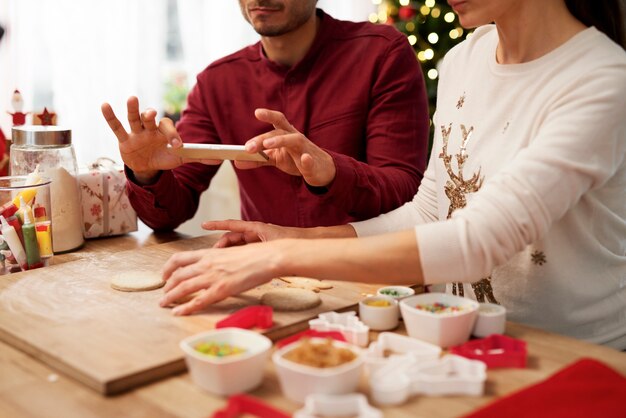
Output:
(0, 0), (167, 165)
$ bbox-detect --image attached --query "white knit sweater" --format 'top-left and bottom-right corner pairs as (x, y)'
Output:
(353, 25), (626, 349)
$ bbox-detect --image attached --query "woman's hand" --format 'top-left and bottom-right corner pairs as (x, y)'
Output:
(159, 241), (286, 316)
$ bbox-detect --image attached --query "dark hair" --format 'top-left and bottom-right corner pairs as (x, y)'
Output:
(565, 0), (625, 48)
(0, 25), (4, 42)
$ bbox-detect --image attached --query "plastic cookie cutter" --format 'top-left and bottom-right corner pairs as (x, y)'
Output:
(294, 393), (382, 418)
(275, 329), (347, 349)
(211, 394), (290, 418)
(370, 354), (487, 406)
(308, 311), (369, 347)
(215, 305), (273, 330)
(365, 332), (442, 376)
(449, 334), (527, 368)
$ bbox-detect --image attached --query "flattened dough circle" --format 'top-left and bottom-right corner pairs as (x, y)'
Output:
(261, 288), (321, 311)
(110, 270), (165, 292)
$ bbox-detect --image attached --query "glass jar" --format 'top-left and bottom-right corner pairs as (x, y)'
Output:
(11, 126), (84, 253)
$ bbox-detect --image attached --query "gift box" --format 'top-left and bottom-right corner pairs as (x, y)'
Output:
(78, 158), (137, 238)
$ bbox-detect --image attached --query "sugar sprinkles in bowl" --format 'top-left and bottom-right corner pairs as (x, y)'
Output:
(400, 293), (479, 348)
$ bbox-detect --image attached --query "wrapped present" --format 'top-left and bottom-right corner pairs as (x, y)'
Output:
(78, 158), (137, 238)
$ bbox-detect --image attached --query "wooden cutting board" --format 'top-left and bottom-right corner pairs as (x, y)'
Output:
(0, 235), (383, 395)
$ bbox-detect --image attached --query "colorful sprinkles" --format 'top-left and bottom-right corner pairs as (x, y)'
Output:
(415, 302), (467, 314)
(194, 342), (246, 357)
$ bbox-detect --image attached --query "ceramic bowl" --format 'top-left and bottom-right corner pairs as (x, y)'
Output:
(472, 302), (506, 338)
(377, 286), (416, 318)
(400, 293), (479, 348)
(273, 338), (364, 404)
(180, 327), (272, 396)
(376, 286), (415, 300)
(359, 296), (399, 331)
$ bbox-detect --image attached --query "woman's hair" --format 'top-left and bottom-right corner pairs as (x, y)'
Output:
(565, 0), (626, 48)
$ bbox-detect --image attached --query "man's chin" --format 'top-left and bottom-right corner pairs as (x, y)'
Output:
(253, 24), (290, 37)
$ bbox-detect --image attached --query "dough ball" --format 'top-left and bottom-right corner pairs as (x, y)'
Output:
(261, 288), (322, 311)
(110, 270), (165, 292)
(278, 276), (334, 293)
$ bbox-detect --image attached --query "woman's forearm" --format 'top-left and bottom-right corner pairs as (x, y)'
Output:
(275, 229), (424, 285)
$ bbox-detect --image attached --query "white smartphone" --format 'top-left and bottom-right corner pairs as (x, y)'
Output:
(166, 143), (269, 162)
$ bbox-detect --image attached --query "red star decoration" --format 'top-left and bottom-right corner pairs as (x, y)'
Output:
(36, 107), (56, 126)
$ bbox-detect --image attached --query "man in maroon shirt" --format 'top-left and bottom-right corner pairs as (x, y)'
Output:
(101, 0), (429, 231)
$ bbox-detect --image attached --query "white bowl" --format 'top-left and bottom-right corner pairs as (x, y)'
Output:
(473, 303), (506, 338)
(359, 296), (399, 331)
(400, 293), (479, 348)
(273, 338), (364, 404)
(180, 328), (272, 396)
(376, 286), (415, 300)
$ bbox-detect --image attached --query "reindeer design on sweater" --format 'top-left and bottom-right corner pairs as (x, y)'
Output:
(439, 123), (499, 304)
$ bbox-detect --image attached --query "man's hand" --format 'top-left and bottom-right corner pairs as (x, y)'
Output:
(202, 219), (308, 248)
(236, 109), (337, 187)
(101, 96), (185, 184)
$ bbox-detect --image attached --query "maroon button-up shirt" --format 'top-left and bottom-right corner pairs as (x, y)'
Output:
(128, 10), (429, 230)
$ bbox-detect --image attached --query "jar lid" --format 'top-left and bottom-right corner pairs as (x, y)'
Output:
(11, 126), (71, 146)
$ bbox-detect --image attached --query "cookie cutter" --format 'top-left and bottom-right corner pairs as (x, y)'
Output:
(308, 311), (369, 347)
(275, 329), (347, 349)
(211, 394), (290, 418)
(450, 334), (527, 368)
(370, 354), (487, 406)
(294, 394), (382, 418)
(215, 305), (273, 330)
(365, 332), (442, 375)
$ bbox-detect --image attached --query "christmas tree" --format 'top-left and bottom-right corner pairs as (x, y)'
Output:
(372, 0), (470, 140)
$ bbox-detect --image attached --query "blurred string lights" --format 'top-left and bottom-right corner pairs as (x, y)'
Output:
(370, 0), (471, 138)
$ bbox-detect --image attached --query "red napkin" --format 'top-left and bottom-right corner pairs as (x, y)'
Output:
(464, 358), (626, 418)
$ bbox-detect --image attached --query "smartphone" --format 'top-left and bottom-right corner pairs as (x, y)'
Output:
(166, 143), (269, 162)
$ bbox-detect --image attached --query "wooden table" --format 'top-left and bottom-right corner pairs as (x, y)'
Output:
(1, 225), (625, 417)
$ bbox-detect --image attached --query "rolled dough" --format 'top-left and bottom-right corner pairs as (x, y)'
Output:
(110, 270), (165, 292)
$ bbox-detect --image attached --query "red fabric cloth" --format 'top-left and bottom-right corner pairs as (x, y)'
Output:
(127, 9), (429, 230)
(464, 358), (626, 418)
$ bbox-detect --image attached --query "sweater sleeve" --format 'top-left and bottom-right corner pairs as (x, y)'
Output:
(417, 62), (626, 284)
(351, 144), (441, 237)
(126, 76), (222, 231)
(308, 34), (430, 219)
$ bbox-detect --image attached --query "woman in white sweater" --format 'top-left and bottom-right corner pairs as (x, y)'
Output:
(159, 0), (626, 349)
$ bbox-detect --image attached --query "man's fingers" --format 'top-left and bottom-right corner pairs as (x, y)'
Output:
(255, 108), (296, 132)
(212, 232), (247, 248)
(101, 103), (129, 143)
(158, 117), (182, 147)
(141, 109), (158, 131)
(263, 133), (306, 153)
(203, 219), (259, 233)
(245, 129), (286, 153)
(127, 96), (144, 133)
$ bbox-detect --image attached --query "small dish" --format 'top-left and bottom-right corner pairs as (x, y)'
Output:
(180, 328), (272, 396)
(359, 296), (399, 331)
(377, 286), (416, 318)
(376, 286), (415, 300)
(400, 293), (479, 348)
(472, 302), (506, 337)
(273, 338), (364, 404)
